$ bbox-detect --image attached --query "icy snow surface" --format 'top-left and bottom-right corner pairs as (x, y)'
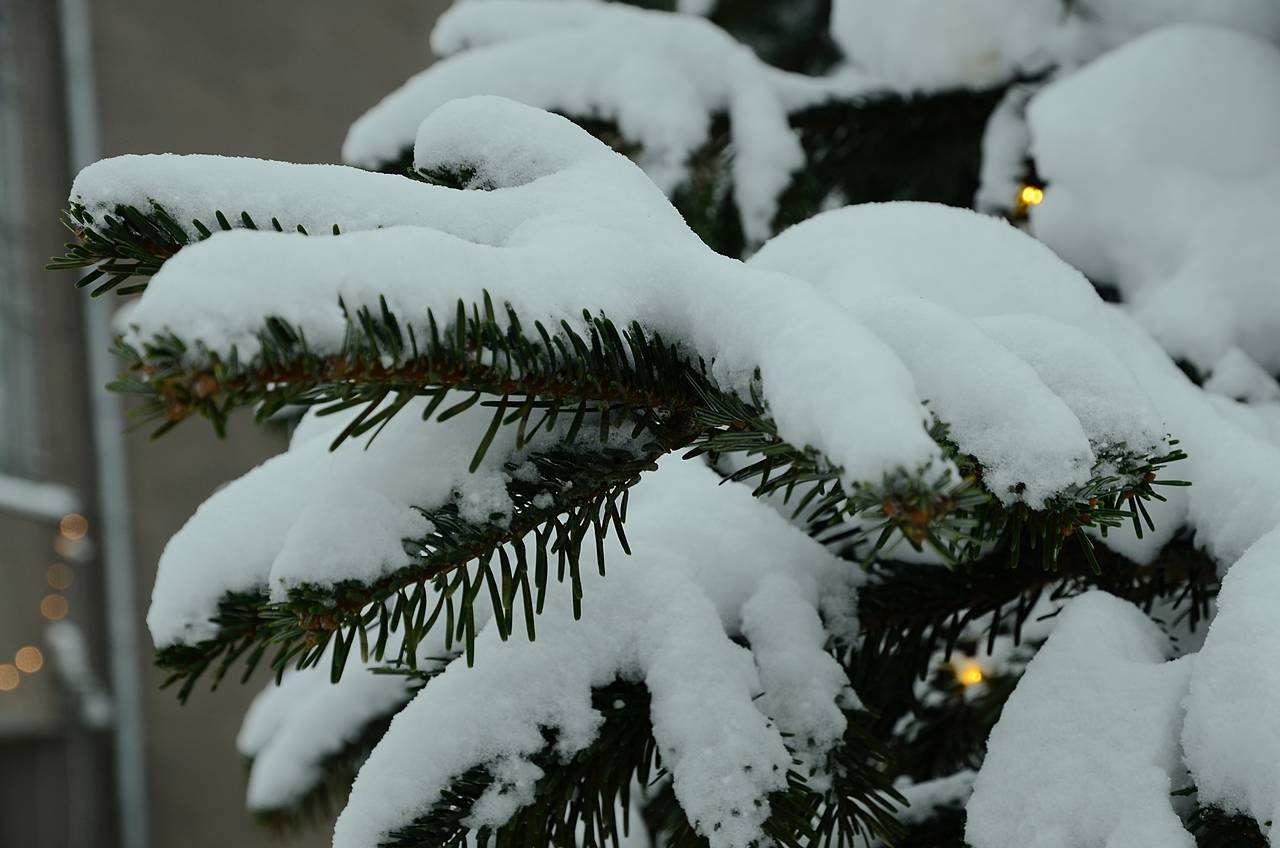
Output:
(1028, 25), (1280, 373)
(966, 591), (1194, 848)
(332, 456), (854, 848)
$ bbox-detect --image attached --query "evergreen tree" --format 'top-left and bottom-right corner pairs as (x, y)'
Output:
(51, 2), (1280, 846)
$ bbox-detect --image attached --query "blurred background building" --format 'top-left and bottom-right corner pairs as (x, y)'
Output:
(0, 1), (446, 846)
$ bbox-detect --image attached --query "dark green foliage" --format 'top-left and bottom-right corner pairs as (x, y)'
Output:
(49, 202), (189, 295)
(111, 294), (703, 441)
(853, 536), (1216, 688)
(893, 806), (967, 848)
(1188, 804), (1268, 848)
(848, 535), (1220, 815)
(889, 655), (1021, 781)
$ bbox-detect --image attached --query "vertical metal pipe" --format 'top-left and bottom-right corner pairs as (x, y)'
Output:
(55, 2), (150, 847)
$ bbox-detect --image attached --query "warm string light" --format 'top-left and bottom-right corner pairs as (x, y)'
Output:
(0, 664), (18, 692)
(41, 594), (69, 621)
(59, 512), (88, 541)
(1016, 183), (1045, 215)
(47, 563), (74, 590)
(0, 512), (84, 693)
(14, 646), (43, 674)
(952, 658), (986, 687)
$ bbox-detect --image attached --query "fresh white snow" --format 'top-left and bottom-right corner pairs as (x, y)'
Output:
(1028, 25), (1280, 372)
(829, 0), (1060, 90)
(1183, 526), (1280, 838)
(333, 457), (855, 848)
(966, 591), (1194, 848)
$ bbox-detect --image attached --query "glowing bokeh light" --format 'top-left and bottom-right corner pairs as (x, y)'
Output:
(14, 647), (43, 674)
(40, 594), (69, 621)
(60, 513), (89, 541)
(1018, 184), (1045, 207)
(0, 664), (18, 692)
(954, 659), (985, 687)
(47, 563), (74, 591)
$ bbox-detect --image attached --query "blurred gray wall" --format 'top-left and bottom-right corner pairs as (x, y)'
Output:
(0, 1), (447, 846)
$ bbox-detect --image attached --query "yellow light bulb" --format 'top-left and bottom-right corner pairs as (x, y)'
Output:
(954, 660), (985, 687)
(1019, 185), (1045, 208)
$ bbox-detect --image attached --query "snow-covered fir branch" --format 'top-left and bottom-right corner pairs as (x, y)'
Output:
(49, 1), (1280, 846)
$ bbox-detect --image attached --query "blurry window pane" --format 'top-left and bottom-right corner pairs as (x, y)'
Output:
(0, 5), (41, 479)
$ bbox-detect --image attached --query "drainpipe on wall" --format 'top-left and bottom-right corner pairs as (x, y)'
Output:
(55, 3), (150, 848)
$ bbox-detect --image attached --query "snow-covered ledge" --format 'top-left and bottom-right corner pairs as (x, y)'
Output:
(0, 473), (81, 524)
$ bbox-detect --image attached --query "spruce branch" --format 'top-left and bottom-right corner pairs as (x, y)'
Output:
(108, 293), (1187, 706)
(112, 297), (703, 441)
(852, 537), (1218, 685)
(155, 439), (669, 701)
(1185, 801), (1268, 848)
(48, 201), (340, 296)
(101, 292), (1187, 699)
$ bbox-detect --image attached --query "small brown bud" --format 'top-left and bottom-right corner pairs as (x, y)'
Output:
(193, 374), (219, 399)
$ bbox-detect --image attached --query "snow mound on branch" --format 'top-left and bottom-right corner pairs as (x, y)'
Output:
(1204, 348), (1280, 405)
(103, 98), (1280, 570)
(1183, 526), (1280, 835)
(237, 631), (454, 813)
(750, 202), (1163, 508)
(1028, 24), (1280, 373)
(70, 152), (582, 249)
(344, 2), (872, 246)
(146, 396), (512, 647)
(966, 591), (1194, 848)
(1062, 0), (1280, 57)
(333, 457), (855, 848)
(895, 771), (976, 826)
(831, 0), (1280, 92)
(748, 199), (1280, 567)
(829, 0), (1060, 90)
(741, 575), (853, 788)
(127, 96), (942, 496)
